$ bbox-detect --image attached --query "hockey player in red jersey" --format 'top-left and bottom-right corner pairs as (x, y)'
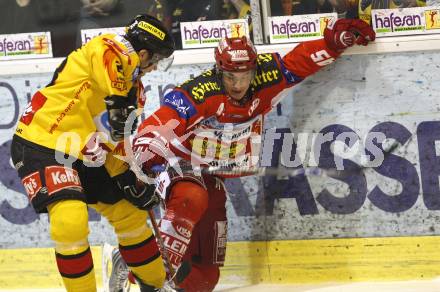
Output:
(114, 18), (375, 292)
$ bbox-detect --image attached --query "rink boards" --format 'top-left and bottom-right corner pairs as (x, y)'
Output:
(1, 236), (440, 289)
(2, 45), (440, 288)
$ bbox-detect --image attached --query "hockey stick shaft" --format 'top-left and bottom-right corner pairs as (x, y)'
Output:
(147, 209), (179, 287)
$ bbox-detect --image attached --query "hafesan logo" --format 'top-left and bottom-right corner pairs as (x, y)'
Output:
(425, 10), (440, 30)
(33, 35), (49, 54)
(320, 17), (333, 34)
(230, 22), (245, 37)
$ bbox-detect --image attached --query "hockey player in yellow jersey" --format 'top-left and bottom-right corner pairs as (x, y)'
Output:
(10, 14), (175, 292)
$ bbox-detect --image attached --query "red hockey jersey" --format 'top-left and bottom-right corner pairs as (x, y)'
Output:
(134, 38), (340, 172)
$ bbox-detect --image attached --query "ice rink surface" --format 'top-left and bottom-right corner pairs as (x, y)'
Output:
(2, 279), (440, 292)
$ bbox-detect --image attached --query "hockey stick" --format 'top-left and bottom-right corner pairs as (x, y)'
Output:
(147, 209), (179, 287)
(119, 111), (179, 288)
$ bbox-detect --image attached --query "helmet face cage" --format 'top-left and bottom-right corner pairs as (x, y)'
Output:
(215, 36), (257, 72)
(125, 14), (175, 58)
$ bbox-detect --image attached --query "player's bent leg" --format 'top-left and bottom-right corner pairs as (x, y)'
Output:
(179, 263), (219, 292)
(160, 181), (209, 270)
(48, 199), (96, 292)
(176, 175), (227, 292)
(94, 199), (165, 289)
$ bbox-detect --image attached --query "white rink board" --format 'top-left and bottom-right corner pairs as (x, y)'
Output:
(1, 49), (440, 248)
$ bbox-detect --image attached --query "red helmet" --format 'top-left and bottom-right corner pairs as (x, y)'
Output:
(215, 36), (257, 72)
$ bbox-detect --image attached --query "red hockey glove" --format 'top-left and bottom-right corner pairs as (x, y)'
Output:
(132, 135), (168, 172)
(324, 18), (376, 53)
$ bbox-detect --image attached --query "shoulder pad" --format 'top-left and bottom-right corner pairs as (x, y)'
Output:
(251, 53), (283, 91)
(178, 69), (222, 104)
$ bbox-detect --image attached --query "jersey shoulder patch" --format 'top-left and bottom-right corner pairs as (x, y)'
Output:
(162, 90), (197, 120)
(178, 69), (222, 104)
(251, 53), (283, 91)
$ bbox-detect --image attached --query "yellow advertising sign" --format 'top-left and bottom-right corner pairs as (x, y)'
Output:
(425, 10), (440, 30)
(33, 35), (49, 54)
(229, 22), (245, 38)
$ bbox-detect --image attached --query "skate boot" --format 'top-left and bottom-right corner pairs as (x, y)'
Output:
(102, 243), (131, 292)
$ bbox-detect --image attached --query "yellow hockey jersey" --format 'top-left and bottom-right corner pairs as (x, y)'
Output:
(15, 34), (143, 176)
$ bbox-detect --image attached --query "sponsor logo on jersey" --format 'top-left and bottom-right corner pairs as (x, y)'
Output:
(111, 80), (127, 91)
(22, 171), (42, 201)
(45, 166), (83, 195)
(74, 81), (91, 99)
(163, 91), (197, 119)
(248, 98), (260, 116)
(20, 92), (47, 126)
(176, 225), (191, 238)
(103, 48), (127, 91)
(138, 21), (165, 40)
(251, 69), (280, 87)
(257, 53), (273, 64)
(188, 81), (221, 103)
(103, 37), (131, 65)
(49, 99), (77, 134)
(250, 54), (282, 89)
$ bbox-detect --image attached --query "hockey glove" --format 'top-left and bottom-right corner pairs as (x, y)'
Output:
(132, 135), (169, 171)
(114, 170), (160, 210)
(104, 95), (138, 142)
(324, 18), (376, 53)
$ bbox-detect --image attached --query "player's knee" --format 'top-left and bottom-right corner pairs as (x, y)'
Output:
(48, 200), (89, 244)
(169, 181), (209, 223)
(179, 263), (220, 292)
(196, 264), (220, 291)
(102, 200), (148, 237)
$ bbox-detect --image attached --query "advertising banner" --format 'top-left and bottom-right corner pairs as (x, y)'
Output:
(0, 32), (52, 61)
(81, 27), (126, 44)
(180, 19), (249, 49)
(373, 6), (440, 37)
(268, 13), (337, 44)
(1, 50), (440, 248)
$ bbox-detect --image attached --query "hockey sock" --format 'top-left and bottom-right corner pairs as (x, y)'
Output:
(55, 246), (96, 292)
(93, 199), (165, 288)
(48, 200), (96, 292)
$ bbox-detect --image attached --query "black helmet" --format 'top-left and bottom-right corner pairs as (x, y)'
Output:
(125, 14), (175, 57)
